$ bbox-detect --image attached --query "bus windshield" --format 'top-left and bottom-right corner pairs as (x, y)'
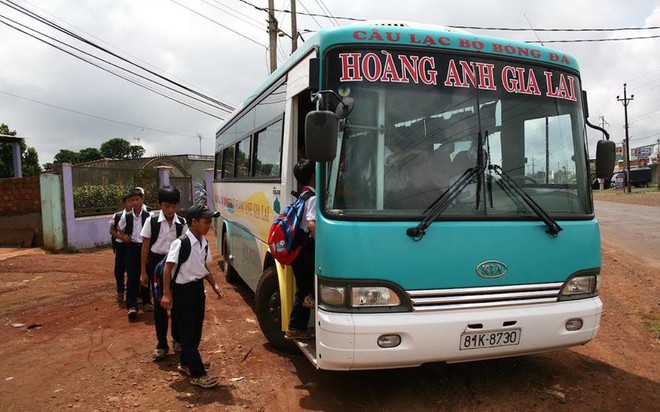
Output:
(323, 48), (591, 219)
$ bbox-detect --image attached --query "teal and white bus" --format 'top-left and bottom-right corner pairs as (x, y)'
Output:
(213, 21), (615, 370)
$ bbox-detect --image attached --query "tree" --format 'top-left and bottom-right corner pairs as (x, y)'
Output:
(129, 145), (145, 159)
(54, 149), (80, 164)
(100, 138), (131, 159)
(0, 123), (42, 177)
(78, 147), (103, 163)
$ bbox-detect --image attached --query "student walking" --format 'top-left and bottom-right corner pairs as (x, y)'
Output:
(160, 204), (222, 389)
(140, 186), (186, 360)
(285, 158), (317, 340)
(109, 193), (131, 303)
(117, 188), (153, 321)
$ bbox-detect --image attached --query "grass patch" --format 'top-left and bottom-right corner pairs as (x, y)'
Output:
(642, 313), (660, 340)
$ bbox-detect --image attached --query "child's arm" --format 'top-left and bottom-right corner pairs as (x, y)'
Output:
(160, 261), (176, 310)
(140, 240), (150, 286)
(204, 267), (223, 299)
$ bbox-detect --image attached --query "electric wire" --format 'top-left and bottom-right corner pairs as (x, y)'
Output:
(0, 90), (206, 139)
(314, 0), (338, 26)
(0, 14), (231, 114)
(201, 0), (264, 30)
(0, 15), (226, 120)
(1, 0), (236, 112)
(295, 0), (323, 29)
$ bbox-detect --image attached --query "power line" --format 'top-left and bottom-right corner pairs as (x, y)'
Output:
(527, 33), (660, 43)
(298, 0), (323, 29)
(314, 0), (338, 26)
(22, 0), (223, 102)
(169, 0), (267, 49)
(0, 14), (226, 120)
(0, 89), (210, 139)
(201, 0), (263, 30)
(0, 0), (236, 112)
(0, 13), (230, 114)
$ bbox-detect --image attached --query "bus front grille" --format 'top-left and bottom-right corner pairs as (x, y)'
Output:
(407, 282), (563, 311)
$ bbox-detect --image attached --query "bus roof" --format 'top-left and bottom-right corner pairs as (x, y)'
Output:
(218, 22), (580, 133)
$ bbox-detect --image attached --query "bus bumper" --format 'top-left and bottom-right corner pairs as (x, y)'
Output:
(315, 297), (602, 371)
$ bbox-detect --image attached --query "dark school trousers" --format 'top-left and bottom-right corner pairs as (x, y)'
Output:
(113, 242), (126, 294)
(289, 238), (315, 331)
(147, 252), (179, 350)
(125, 242), (151, 310)
(173, 279), (206, 378)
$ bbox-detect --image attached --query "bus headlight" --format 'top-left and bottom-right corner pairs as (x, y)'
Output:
(319, 284), (346, 307)
(559, 273), (599, 301)
(352, 287), (401, 307)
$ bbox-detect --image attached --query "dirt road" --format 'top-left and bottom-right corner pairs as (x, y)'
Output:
(1, 233), (658, 411)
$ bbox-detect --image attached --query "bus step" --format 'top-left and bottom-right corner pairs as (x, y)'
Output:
(294, 339), (318, 367)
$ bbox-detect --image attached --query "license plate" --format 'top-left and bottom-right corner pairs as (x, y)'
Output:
(459, 328), (521, 350)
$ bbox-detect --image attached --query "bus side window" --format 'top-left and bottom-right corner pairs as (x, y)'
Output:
(223, 145), (235, 179)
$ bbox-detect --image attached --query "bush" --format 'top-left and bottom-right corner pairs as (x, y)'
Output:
(74, 184), (130, 213)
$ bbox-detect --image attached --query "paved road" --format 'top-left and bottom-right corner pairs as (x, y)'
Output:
(595, 200), (660, 267)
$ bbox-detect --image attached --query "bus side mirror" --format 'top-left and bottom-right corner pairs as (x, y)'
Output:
(305, 111), (338, 162)
(596, 139), (616, 179)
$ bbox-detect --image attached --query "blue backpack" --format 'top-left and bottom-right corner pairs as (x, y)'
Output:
(267, 189), (314, 265)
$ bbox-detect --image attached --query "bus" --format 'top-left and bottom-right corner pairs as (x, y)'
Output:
(213, 21), (615, 370)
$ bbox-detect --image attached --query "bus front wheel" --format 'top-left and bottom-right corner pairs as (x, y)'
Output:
(255, 266), (296, 352)
(222, 232), (239, 283)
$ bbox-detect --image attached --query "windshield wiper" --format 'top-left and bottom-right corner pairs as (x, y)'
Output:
(488, 164), (563, 236)
(406, 165), (483, 241)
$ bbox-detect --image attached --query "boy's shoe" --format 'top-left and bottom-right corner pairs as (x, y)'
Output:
(137, 297), (143, 304)
(302, 295), (315, 308)
(152, 348), (168, 361)
(116, 292), (124, 303)
(285, 328), (314, 340)
(190, 375), (218, 389)
(143, 303), (154, 312)
(127, 307), (138, 321)
(173, 340), (182, 353)
(177, 362), (211, 376)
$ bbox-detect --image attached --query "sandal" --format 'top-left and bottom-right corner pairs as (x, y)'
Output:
(177, 363), (211, 376)
(152, 348), (168, 361)
(302, 295), (315, 308)
(190, 375), (218, 389)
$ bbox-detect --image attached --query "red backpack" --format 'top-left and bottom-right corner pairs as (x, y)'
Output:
(268, 189), (314, 265)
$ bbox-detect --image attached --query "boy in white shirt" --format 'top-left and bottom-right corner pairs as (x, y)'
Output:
(160, 204), (222, 389)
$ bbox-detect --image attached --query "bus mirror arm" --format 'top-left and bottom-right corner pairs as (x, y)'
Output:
(582, 90), (615, 179)
(312, 90), (354, 119)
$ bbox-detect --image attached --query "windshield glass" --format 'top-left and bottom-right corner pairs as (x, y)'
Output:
(323, 48), (591, 218)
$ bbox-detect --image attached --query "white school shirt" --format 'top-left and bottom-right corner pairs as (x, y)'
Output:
(109, 209), (127, 244)
(140, 211), (187, 255)
(166, 230), (212, 284)
(298, 187), (316, 233)
(118, 208), (147, 244)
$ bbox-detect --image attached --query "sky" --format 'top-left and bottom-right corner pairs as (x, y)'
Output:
(2, 0), (660, 165)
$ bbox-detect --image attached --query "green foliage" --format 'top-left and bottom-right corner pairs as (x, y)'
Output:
(78, 147), (103, 163)
(129, 145), (145, 159)
(54, 149), (80, 164)
(73, 184), (130, 212)
(0, 123), (42, 177)
(100, 138), (131, 159)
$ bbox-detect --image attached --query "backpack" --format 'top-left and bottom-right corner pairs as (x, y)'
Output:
(149, 215), (186, 248)
(153, 235), (208, 301)
(125, 209), (149, 238)
(110, 211), (122, 252)
(268, 189), (314, 265)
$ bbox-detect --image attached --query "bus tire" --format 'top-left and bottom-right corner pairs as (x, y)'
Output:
(222, 232), (240, 283)
(255, 266), (296, 353)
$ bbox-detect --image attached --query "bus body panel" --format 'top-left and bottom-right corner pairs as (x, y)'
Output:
(316, 297), (601, 370)
(315, 216), (601, 290)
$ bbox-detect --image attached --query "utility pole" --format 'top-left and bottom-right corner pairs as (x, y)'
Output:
(657, 138), (660, 190)
(617, 84), (634, 194)
(599, 116), (610, 140)
(196, 133), (203, 155)
(267, 0), (278, 73)
(290, 0), (298, 52)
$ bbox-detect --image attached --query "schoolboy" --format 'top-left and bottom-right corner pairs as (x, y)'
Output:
(117, 188), (153, 321)
(285, 158), (317, 340)
(160, 204), (222, 389)
(109, 193), (131, 303)
(140, 186), (186, 360)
